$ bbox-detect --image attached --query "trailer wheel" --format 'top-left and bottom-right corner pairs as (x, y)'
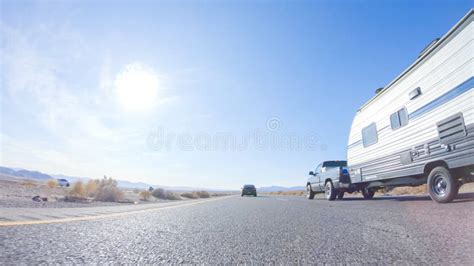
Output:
(325, 181), (337, 201)
(427, 166), (459, 203)
(362, 187), (375, 199)
(307, 185), (315, 200)
(337, 191), (344, 200)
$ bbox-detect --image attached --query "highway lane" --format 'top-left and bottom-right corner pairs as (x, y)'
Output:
(0, 197), (233, 226)
(1, 194), (474, 264)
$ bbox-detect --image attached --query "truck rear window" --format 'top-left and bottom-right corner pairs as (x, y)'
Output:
(322, 161), (347, 168)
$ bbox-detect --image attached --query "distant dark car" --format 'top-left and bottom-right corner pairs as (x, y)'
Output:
(241, 184), (257, 197)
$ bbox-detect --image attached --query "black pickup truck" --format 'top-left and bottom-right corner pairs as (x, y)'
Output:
(307, 160), (351, 200)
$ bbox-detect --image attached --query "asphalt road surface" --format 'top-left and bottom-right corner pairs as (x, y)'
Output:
(1, 194), (474, 264)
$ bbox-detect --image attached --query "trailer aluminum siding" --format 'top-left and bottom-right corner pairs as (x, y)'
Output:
(347, 10), (474, 184)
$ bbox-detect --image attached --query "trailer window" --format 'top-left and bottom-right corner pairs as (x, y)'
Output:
(362, 123), (378, 147)
(399, 108), (408, 126)
(390, 113), (400, 129)
(390, 108), (408, 130)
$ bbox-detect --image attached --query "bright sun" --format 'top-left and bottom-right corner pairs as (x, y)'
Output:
(115, 63), (159, 112)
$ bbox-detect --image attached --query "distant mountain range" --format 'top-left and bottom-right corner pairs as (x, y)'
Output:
(0, 166), (53, 180)
(0, 166), (234, 192)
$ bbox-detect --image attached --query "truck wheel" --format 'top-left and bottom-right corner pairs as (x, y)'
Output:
(427, 166), (459, 203)
(362, 187), (375, 199)
(325, 181), (337, 201)
(337, 191), (344, 200)
(307, 185), (315, 200)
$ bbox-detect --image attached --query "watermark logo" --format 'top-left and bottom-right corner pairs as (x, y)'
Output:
(266, 116), (281, 132)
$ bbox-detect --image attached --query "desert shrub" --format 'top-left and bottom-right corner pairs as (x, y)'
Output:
(152, 188), (166, 198)
(196, 191), (210, 198)
(152, 188), (181, 200)
(85, 179), (99, 197)
(181, 191), (212, 199)
(47, 179), (58, 188)
(139, 190), (151, 201)
(181, 192), (199, 199)
(165, 192), (181, 200)
(69, 181), (86, 197)
(94, 177), (124, 202)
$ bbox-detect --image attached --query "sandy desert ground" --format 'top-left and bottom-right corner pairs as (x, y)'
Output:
(0, 174), (164, 208)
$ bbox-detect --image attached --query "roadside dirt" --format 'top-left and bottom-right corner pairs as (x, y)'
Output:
(0, 174), (159, 208)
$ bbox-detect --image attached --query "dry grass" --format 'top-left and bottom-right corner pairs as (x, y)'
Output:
(152, 188), (181, 200)
(139, 190), (151, 201)
(46, 179), (58, 188)
(460, 182), (474, 193)
(387, 185), (427, 195)
(377, 183), (474, 196)
(267, 190), (306, 196)
(180, 191), (211, 199)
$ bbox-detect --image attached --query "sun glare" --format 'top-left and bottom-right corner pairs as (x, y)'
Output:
(115, 63), (159, 112)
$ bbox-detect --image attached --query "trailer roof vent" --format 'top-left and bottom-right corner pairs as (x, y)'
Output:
(375, 87), (384, 94)
(418, 38), (440, 58)
(409, 87), (422, 100)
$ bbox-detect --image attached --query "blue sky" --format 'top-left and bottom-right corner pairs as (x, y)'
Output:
(1, 0), (472, 189)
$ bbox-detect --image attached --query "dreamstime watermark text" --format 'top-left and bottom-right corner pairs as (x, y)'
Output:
(147, 117), (327, 152)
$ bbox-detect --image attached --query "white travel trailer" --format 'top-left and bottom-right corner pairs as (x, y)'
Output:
(346, 9), (474, 203)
